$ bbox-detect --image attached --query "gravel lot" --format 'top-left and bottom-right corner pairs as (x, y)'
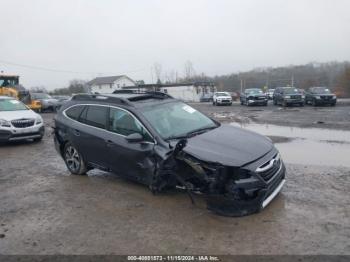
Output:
(0, 103), (349, 255)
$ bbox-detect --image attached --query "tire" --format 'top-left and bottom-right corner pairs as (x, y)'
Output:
(300, 102), (304, 107)
(331, 103), (336, 106)
(240, 100), (244, 105)
(264, 102), (268, 106)
(283, 101), (288, 107)
(273, 99), (277, 105)
(63, 143), (87, 175)
(229, 102), (232, 106)
(312, 99), (316, 106)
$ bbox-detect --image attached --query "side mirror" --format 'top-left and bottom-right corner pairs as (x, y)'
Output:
(125, 133), (144, 143)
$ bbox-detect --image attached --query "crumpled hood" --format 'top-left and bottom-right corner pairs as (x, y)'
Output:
(0, 110), (39, 121)
(182, 124), (273, 167)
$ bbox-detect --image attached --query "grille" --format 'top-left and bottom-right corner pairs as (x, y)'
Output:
(320, 96), (331, 100)
(11, 119), (35, 128)
(256, 154), (281, 182)
(290, 95), (301, 99)
(221, 99), (230, 102)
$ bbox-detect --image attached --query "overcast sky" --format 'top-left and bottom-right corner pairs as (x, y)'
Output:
(1, 0), (349, 90)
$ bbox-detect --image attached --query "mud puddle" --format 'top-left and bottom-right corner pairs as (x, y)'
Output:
(231, 122), (350, 167)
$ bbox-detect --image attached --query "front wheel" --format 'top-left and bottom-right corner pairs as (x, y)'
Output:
(63, 143), (87, 175)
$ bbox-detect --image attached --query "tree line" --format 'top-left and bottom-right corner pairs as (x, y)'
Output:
(45, 61), (350, 97)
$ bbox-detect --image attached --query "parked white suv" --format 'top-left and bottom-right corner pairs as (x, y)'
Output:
(0, 96), (45, 143)
(212, 92), (232, 106)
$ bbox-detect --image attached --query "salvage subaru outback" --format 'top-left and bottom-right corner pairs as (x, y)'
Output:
(53, 91), (286, 216)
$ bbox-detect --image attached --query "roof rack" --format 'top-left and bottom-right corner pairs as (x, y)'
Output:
(71, 93), (133, 106)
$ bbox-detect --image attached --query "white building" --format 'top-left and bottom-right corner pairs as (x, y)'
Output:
(88, 75), (135, 94)
(157, 82), (217, 102)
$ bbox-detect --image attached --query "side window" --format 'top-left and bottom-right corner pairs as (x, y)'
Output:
(79, 105), (107, 129)
(65, 105), (85, 120)
(108, 107), (153, 142)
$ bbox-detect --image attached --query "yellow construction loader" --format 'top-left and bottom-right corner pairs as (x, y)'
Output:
(0, 74), (42, 112)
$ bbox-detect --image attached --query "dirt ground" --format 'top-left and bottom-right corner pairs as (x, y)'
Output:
(0, 103), (350, 255)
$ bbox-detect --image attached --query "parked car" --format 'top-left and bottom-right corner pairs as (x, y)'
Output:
(240, 88), (268, 106)
(52, 95), (71, 108)
(212, 92), (232, 106)
(31, 93), (60, 112)
(199, 93), (213, 102)
(0, 96), (44, 143)
(265, 89), (275, 100)
(273, 87), (305, 107)
(305, 87), (337, 106)
(53, 91), (286, 217)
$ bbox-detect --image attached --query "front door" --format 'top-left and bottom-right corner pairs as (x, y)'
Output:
(105, 107), (155, 184)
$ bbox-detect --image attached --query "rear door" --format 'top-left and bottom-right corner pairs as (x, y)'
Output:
(75, 105), (110, 169)
(104, 107), (155, 184)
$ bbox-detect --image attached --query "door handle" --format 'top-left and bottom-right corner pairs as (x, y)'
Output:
(106, 140), (115, 147)
(73, 129), (80, 136)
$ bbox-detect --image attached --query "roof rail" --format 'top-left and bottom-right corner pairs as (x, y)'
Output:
(113, 89), (173, 99)
(71, 93), (133, 106)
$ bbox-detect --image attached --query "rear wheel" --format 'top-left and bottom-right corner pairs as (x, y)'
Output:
(63, 143), (87, 175)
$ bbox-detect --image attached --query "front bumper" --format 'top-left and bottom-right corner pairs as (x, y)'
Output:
(248, 99), (268, 105)
(216, 100), (232, 105)
(315, 98), (336, 105)
(285, 99), (304, 105)
(0, 125), (45, 142)
(206, 161), (286, 216)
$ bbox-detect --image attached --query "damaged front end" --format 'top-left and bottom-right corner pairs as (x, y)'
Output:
(150, 139), (286, 217)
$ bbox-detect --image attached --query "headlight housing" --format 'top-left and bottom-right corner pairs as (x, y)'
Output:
(302, 95), (305, 99)
(332, 95), (337, 99)
(284, 95), (291, 99)
(315, 96), (321, 99)
(0, 119), (11, 127)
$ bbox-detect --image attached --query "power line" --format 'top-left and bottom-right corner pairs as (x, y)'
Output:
(0, 59), (147, 75)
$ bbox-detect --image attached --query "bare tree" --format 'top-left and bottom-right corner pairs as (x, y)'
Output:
(153, 62), (162, 83)
(184, 60), (195, 80)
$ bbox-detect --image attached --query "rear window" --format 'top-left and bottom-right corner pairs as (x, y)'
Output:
(65, 105), (85, 120)
(79, 105), (107, 129)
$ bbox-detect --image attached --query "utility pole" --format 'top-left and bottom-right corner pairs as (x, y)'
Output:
(240, 79), (243, 93)
(291, 74), (294, 87)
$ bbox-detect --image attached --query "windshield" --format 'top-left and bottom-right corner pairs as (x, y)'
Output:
(312, 87), (331, 94)
(283, 88), (300, 94)
(32, 93), (51, 99)
(0, 77), (19, 87)
(215, 92), (230, 97)
(0, 99), (28, 111)
(142, 101), (218, 140)
(246, 89), (263, 94)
